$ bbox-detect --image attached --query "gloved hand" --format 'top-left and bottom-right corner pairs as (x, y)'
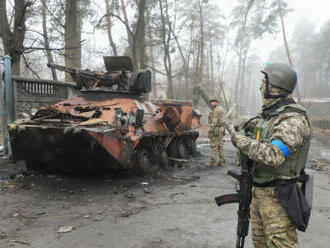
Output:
(223, 121), (245, 148)
(223, 121), (235, 135)
(231, 132), (239, 148)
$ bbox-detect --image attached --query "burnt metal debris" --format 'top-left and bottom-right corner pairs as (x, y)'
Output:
(8, 56), (201, 174)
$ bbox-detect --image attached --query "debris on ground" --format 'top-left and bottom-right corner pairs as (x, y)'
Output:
(123, 191), (135, 199)
(9, 239), (31, 245)
(120, 211), (130, 217)
(0, 231), (7, 239)
(58, 226), (75, 233)
(2, 180), (16, 188)
(167, 176), (200, 183)
(120, 207), (148, 218)
(169, 192), (185, 198)
(144, 187), (153, 194)
(311, 159), (329, 171)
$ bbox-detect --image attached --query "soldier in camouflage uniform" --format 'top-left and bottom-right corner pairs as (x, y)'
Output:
(225, 63), (311, 247)
(207, 99), (226, 167)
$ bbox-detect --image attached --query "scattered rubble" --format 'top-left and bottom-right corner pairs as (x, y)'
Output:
(310, 159), (329, 171)
(123, 191), (135, 199)
(58, 226), (75, 233)
(9, 239), (30, 246)
(144, 187), (153, 194)
(0, 231), (7, 239)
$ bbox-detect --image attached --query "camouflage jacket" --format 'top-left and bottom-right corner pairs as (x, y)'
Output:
(208, 105), (224, 128)
(234, 106), (311, 169)
(208, 105), (225, 136)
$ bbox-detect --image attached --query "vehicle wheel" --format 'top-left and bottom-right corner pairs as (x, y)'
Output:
(158, 150), (168, 168)
(132, 148), (156, 176)
(167, 140), (179, 158)
(178, 141), (189, 159)
(187, 138), (198, 157)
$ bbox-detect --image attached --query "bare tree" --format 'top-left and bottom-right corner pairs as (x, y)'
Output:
(159, 0), (173, 99)
(276, 0), (301, 101)
(0, 0), (34, 75)
(42, 0), (57, 80)
(120, 0), (132, 52)
(232, 0), (255, 103)
(105, 0), (118, 56)
(146, 4), (157, 98)
(135, 0), (147, 69)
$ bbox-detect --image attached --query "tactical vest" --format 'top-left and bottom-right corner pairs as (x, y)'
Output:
(252, 104), (311, 184)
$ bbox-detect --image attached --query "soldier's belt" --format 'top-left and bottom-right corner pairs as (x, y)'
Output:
(253, 175), (308, 188)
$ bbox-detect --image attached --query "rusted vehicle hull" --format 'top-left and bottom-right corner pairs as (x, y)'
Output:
(10, 126), (123, 171)
(9, 94), (200, 173)
(9, 56), (201, 173)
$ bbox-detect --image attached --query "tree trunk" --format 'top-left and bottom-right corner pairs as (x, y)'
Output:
(120, 0), (133, 60)
(277, 0), (301, 102)
(198, 1), (204, 85)
(239, 50), (247, 108)
(0, 0), (32, 75)
(136, 0), (147, 69)
(42, 0), (57, 80)
(159, 0), (173, 99)
(65, 0), (82, 81)
(146, 6), (157, 98)
(210, 40), (214, 88)
(105, 0), (117, 56)
(234, 39), (243, 103)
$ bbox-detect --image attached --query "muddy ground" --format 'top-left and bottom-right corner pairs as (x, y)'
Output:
(0, 133), (329, 248)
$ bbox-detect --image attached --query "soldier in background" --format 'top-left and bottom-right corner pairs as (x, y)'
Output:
(225, 63), (312, 247)
(206, 99), (226, 167)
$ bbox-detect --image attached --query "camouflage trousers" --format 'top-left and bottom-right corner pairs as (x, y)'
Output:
(209, 135), (226, 164)
(251, 186), (298, 248)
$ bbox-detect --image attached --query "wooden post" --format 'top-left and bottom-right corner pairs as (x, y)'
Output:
(0, 56), (6, 157)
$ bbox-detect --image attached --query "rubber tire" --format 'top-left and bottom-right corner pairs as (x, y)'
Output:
(133, 148), (156, 176)
(178, 142), (189, 159)
(188, 139), (198, 157)
(158, 150), (169, 168)
(167, 140), (180, 158)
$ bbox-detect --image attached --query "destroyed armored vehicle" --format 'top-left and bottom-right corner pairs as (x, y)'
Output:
(9, 56), (201, 173)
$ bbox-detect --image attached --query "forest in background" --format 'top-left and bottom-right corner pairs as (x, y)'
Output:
(1, 0), (330, 117)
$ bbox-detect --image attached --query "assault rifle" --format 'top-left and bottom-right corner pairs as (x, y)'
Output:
(215, 153), (253, 248)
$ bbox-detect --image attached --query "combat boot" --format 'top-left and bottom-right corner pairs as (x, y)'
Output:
(206, 161), (217, 167)
(217, 161), (225, 167)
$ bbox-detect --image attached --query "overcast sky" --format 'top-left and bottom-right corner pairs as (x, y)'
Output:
(83, 0), (330, 69)
(219, 0), (330, 59)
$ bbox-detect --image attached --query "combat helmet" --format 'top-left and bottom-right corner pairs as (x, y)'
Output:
(261, 63), (297, 98)
(209, 98), (219, 103)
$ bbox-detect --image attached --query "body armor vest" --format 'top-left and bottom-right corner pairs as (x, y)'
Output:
(252, 104), (311, 184)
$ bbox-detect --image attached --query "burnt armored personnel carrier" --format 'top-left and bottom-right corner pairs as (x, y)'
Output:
(8, 56), (201, 173)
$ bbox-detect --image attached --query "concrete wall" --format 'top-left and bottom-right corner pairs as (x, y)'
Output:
(12, 77), (76, 118)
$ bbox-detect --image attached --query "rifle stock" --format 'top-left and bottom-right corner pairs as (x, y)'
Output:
(215, 153), (252, 248)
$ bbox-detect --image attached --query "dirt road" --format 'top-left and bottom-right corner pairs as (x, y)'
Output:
(0, 134), (329, 248)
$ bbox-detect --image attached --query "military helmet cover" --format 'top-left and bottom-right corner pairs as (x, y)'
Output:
(261, 63), (297, 93)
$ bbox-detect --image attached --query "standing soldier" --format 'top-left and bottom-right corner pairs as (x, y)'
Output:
(225, 63), (312, 247)
(207, 99), (226, 167)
